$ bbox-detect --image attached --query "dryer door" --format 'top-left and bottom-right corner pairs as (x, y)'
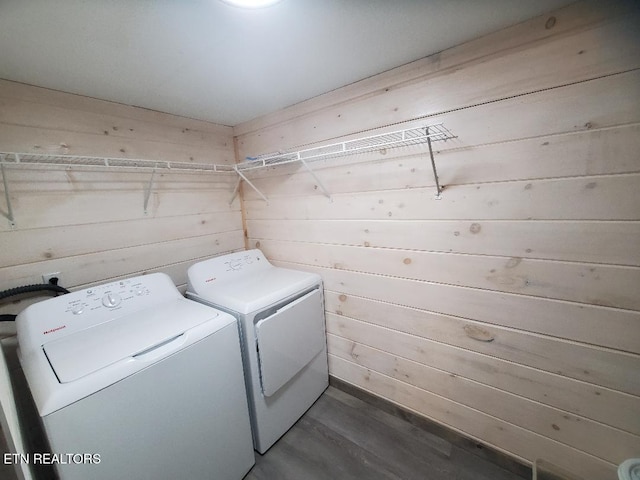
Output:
(255, 289), (325, 397)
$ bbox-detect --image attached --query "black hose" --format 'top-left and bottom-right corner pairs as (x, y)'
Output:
(0, 283), (70, 301)
(0, 283), (71, 321)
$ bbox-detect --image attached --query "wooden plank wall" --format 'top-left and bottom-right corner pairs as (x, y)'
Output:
(0, 80), (244, 320)
(235, 1), (640, 478)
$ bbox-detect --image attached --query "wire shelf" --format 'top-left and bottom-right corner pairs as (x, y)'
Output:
(240, 123), (455, 170)
(0, 122), (456, 216)
(0, 152), (237, 173)
(1, 123), (455, 175)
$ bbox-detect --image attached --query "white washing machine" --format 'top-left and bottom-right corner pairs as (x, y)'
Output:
(186, 249), (329, 454)
(15, 273), (255, 480)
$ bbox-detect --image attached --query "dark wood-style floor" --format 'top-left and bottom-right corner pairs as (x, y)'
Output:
(0, 383), (531, 480)
(245, 386), (530, 480)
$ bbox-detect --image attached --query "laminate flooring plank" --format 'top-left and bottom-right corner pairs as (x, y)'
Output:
(306, 389), (454, 479)
(322, 386), (453, 458)
(450, 445), (531, 480)
(245, 386), (528, 480)
(246, 415), (405, 480)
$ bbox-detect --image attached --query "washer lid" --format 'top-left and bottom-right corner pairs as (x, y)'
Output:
(43, 300), (219, 383)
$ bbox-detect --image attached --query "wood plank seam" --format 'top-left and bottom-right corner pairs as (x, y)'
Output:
(324, 288), (640, 354)
(244, 170), (640, 200)
(326, 314), (640, 390)
(252, 236), (640, 269)
(274, 257), (640, 314)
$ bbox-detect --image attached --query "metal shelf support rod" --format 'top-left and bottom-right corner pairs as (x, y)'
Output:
(143, 165), (157, 215)
(1, 155), (16, 227)
(299, 159), (331, 200)
(229, 177), (242, 205)
(426, 126), (443, 199)
(234, 166), (269, 204)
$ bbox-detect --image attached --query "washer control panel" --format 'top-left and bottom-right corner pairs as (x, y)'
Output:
(63, 278), (152, 318)
(16, 273), (182, 351)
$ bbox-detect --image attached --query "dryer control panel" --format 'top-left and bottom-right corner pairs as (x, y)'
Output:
(223, 252), (261, 272)
(187, 249), (270, 288)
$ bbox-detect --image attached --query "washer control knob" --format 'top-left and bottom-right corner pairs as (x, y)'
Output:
(102, 293), (122, 308)
(71, 305), (84, 315)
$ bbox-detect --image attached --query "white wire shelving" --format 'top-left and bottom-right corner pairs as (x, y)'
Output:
(0, 152), (237, 172)
(240, 123), (455, 170)
(0, 152), (238, 226)
(0, 122), (456, 226)
(235, 123), (456, 202)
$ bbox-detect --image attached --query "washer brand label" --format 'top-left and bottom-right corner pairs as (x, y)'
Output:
(205, 277), (216, 283)
(43, 325), (66, 335)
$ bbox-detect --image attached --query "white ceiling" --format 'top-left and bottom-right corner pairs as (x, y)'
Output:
(0, 0), (575, 126)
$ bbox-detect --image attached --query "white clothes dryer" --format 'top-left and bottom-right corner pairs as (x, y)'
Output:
(16, 273), (254, 480)
(186, 249), (329, 454)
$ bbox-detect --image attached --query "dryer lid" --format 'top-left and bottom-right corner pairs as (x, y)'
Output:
(43, 300), (219, 383)
(187, 250), (320, 313)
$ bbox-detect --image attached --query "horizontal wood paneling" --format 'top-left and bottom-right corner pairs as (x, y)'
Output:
(0, 124), (228, 163)
(0, 99), (230, 152)
(329, 355), (618, 480)
(236, 5), (640, 155)
(242, 124), (640, 199)
(325, 310), (640, 436)
(0, 81), (243, 320)
(258, 239), (640, 310)
(235, 0), (640, 138)
(239, 70), (640, 188)
(0, 80), (234, 163)
(326, 295), (640, 434)
(0, 230), (244, 291)
(1, 186), (240, 232)
(328, 333), (640, 463)
(275, 261), (640, 360)
(237, 2), (640, 476)
(0, 211), (242, 268)
(0, 80), (232, 134)
(278, 260), (640, 396)
(246, 173), (640, 221)
(248, 219), (640, 266)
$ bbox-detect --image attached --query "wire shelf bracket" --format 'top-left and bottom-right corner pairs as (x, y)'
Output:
(299, 159), (331, 200)
(230, 165), (269, 205)
(143, 165), (158, 215)
(0, 155), (16, 228)
(426, 126), (443, 199)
